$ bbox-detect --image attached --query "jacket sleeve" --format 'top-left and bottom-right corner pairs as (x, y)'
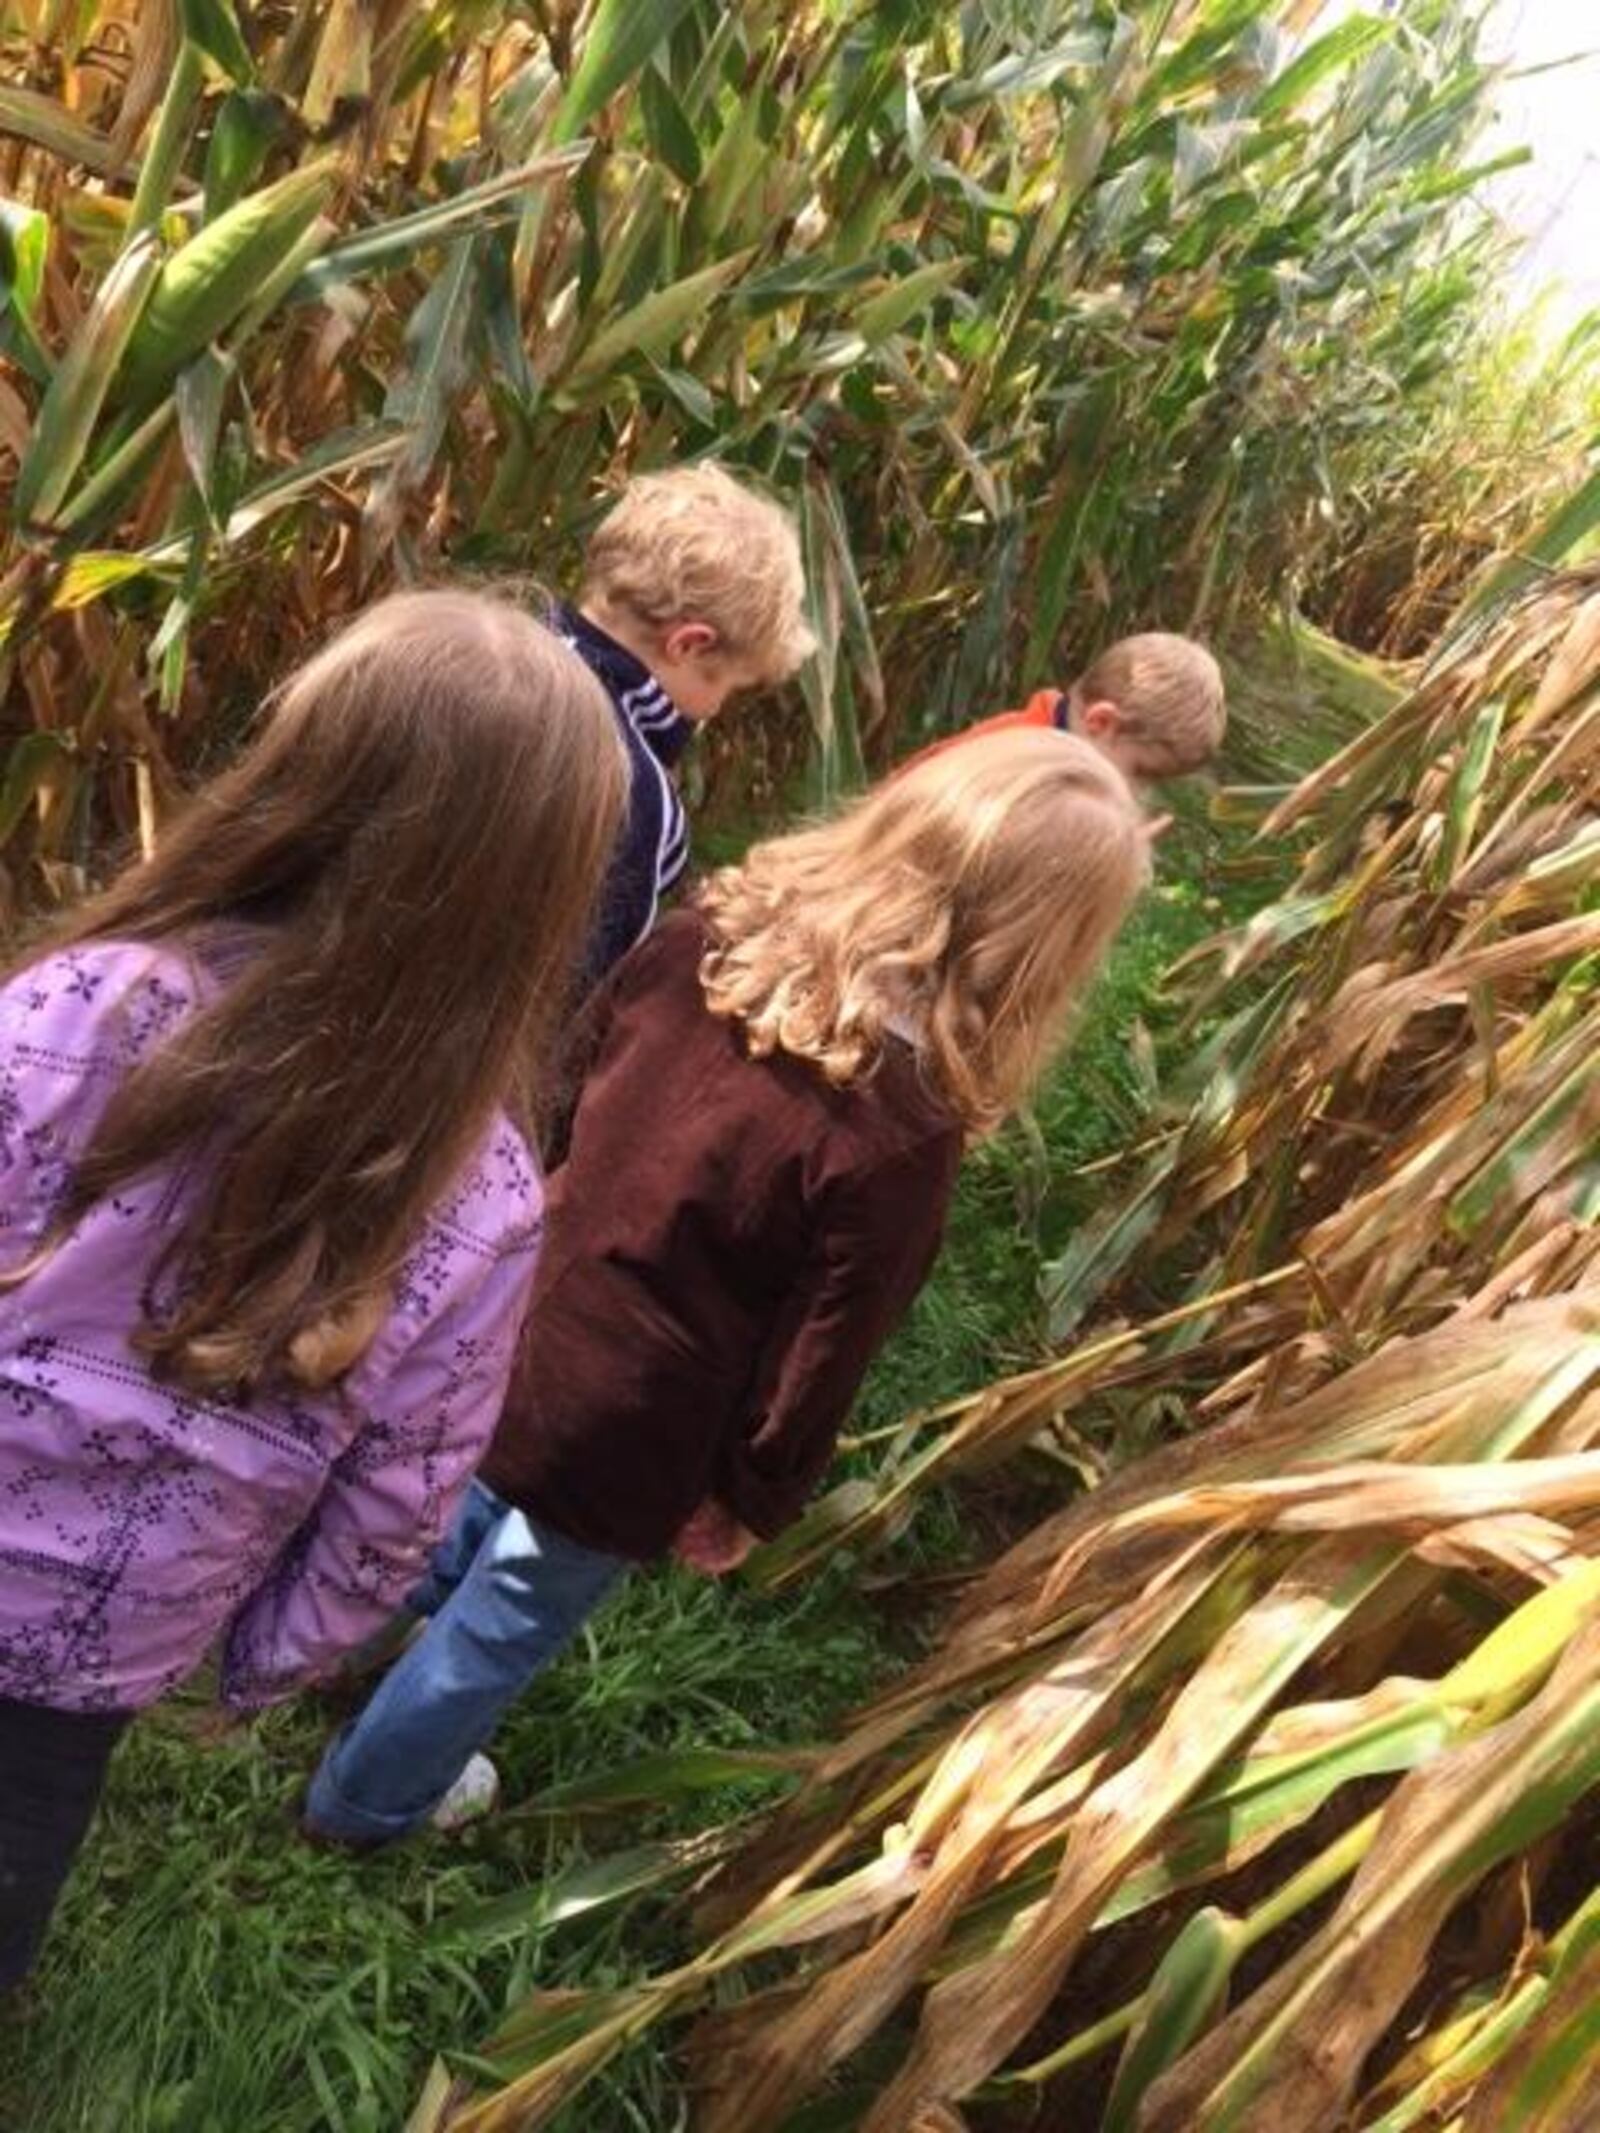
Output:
(220, 1202), (541, 1707)
(587, 748), (686, 979)
(0, 942), (202, 1248)
(715, 1135), (962, 1540)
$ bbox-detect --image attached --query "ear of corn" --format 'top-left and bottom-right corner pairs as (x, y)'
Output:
(118, 160), (338, 402)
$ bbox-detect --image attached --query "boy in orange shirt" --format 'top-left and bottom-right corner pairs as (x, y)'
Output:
(909, 632), (1225, 788)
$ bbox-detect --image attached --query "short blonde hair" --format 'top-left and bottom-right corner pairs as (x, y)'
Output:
(1073, 633), (1225, 776)
(582, 463), (815, 682)
(698, 730), (1149, 1135)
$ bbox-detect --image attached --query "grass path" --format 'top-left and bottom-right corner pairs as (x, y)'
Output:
(0, 811), (1268, 2133)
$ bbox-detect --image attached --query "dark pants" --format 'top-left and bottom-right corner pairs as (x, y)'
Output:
(0, 1697), (130, 1992)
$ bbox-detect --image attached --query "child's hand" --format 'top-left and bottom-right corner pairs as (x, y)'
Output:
(672, 1498), (758, 1575)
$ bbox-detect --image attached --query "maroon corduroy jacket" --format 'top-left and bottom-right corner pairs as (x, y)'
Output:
(481, 911), (964, 1560)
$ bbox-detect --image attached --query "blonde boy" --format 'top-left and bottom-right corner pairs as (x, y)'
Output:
(910, 633), (1226, 788)
(559, 462), (814, 974)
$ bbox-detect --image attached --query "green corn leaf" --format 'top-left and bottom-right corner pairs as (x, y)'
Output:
(741, 1478), (885, 1589)
(435, 1831), (740, 1951)
(945, 34), (1104, 106)
(1042, 1149), (1179, 1339)
(638, 63), (702, 185)
(1104, 1908), (1242, 2133)
(180, 0), (256, 85)
(482, 225), (537, 405)
(1459, 466), (1600, 624)
(795, 471), (875, 802)
(693, 81), (769, 245)
(646, 359), (715, 427)
(293, 150), (588, 294)
(53, 550), (171, 609)
(203, 90), (288, 223)
(14, 232), (162, 527)
(367, 236), (483, 536)
(175, 350), (231, 526)
(0, 198), (48, 323)
(141, 424), (409, 560)
(54, 399), (178, 538)
(127, 44), (206, 237)
(852, 258), (968, 345)
(528, 1745), (808, 1815)
(216, 424), (409, 544)
(1434, 696), (1505, 885)
(560, 252), (751, 394)
(481, 1984), (644, 2066)
(152, 524), (211, 712)
(1255, 13), (1394, 120)
(0, 198), (51, 379)
(736, 258), (878, 307)
(550, 0), (703, 146)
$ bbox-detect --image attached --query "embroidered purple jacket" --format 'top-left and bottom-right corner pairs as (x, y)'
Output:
(0, 939), (543, 1714)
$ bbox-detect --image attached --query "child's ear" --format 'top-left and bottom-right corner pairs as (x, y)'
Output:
(1077, 697), (1126, 741)
(662, 620), (720, 661)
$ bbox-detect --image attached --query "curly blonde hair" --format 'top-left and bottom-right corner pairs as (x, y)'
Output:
(581, 462), (815, 681)
(698, 730), (1150, 1135)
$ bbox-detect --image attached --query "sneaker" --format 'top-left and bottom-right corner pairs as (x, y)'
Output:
(430, 1752), (501, 1833)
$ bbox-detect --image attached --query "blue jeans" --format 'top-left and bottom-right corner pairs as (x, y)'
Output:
(305, 1480), (626, 1844)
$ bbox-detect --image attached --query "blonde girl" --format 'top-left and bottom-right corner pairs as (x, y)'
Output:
(0, 591), (626, 1985)
(306, 729), (1151, 1843)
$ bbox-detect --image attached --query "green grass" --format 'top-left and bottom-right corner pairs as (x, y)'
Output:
(0, 798), (1283, 2133)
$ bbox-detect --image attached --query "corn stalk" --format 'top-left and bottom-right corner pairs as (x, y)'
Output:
(0, 0), (1545, 905)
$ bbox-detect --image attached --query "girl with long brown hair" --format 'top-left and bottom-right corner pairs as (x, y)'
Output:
(0, 590), (626, 1987)
(306, 728), (1151, 1843)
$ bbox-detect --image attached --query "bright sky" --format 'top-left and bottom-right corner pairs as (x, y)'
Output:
(1314, 2), (1597, 330)
(1479, 0), (1600, 325)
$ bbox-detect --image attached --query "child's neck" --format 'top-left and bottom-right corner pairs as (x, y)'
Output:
(580, 598), (657, 674)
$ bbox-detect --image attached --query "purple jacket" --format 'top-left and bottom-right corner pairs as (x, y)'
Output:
(0, 939), (543, 1714)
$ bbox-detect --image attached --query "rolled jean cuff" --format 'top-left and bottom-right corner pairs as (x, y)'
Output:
(303, 1727), (433, 1846)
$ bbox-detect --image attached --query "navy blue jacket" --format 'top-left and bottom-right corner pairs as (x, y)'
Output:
(555, 605), (695, 980)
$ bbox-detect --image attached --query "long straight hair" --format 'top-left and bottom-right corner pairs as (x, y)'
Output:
(699, 729), (1150, 1135)
(11, 590), (627, 1394)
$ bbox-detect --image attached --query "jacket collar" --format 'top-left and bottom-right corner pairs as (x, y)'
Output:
(556, 603), (690, 760)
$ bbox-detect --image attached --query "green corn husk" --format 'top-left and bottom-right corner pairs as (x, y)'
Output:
(118, 159), (336, 400)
